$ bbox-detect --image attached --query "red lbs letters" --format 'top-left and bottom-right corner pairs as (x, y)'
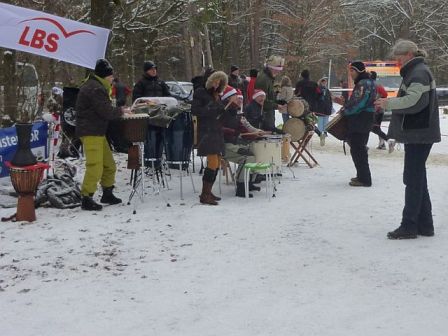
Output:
(19, 26), (59, 52)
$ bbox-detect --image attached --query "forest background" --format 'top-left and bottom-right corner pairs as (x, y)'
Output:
(2, 0), (448, 121)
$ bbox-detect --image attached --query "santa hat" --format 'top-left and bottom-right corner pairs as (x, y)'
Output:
(221, 85), (237, 101)
(252, 89), (266, 100)
(265, 55), (285, 71)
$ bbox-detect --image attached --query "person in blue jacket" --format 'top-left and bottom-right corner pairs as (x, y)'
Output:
(343, 61), (376, 187)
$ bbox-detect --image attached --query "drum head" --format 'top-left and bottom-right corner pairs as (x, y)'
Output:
(282, 118), (305, 141)
(287, 98), (308, 117)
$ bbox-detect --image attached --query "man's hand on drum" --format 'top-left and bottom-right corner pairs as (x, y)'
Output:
(121, 106), (132, 115)
(333, 96), (345, 105)
(277, 103), (287, 113)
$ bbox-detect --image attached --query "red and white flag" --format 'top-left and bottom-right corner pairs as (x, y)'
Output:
(0, 3), (110, 69)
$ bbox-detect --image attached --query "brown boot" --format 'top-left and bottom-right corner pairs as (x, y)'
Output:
(199, 181), (218, 205)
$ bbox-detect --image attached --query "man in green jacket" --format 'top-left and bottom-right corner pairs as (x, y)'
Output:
(254, 55), (287, 131)
(76, 59), (130, 211)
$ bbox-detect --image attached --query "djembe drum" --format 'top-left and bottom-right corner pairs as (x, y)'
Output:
(7, 162), (49, 222)
(287, 97), (309, 117)
(325, 113), (348, 141)
(121, 114), (149, 169)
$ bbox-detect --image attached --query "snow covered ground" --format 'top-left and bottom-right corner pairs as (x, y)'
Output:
(1, 113), (448, 336)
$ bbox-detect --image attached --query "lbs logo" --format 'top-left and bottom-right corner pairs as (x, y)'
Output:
(18, 17), (95, 52)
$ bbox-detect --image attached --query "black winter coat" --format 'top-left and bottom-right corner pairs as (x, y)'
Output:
(295, 78), (319, 112)
(244, 100), (263, 129)
(75, 76), (123, 138)
(191, 87), (225, 156)
(132, 74), (171, 102)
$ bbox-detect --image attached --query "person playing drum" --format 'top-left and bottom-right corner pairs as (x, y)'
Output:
(343, 61), (376, 187)
(191, 69), (228, 205)
(76, 59), (131, 211)
(221, 86), (268, 198)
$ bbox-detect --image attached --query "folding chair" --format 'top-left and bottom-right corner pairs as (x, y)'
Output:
(288, 130), (319, 168)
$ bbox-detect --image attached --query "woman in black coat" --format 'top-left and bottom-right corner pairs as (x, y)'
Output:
(191, 70), (228, 205)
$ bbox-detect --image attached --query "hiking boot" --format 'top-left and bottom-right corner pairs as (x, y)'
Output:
(100, 186), (122, 205)
(418, 229), (435, 237)
(81, 196), (103, 211)
(249, 183), (261, 192)
(387, 227), (418, 240)
(388, 139), (396, 153)
(350, 177), (359, 183)
(320, 134), (326, 146)
(236, 182), (253, 198)
(349, 180), (371, 187)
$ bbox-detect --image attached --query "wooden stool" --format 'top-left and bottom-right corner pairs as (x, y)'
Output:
(288, 131), (319, 168)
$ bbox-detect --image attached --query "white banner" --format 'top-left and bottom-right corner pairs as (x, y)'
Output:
(0, 3), (110, 69)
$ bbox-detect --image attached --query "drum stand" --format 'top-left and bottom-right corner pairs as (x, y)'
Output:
(144, 158), (170, 195)
(127, 142), (145, 214)
(288, 131), (319, 168)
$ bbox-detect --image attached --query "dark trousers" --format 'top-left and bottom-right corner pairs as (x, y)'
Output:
(348, 132), (371, 185)
(401, 144), (433, 233)
(371, 113), (388, 141)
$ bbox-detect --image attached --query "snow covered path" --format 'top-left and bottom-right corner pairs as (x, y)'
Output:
(1, 123), (448, 335)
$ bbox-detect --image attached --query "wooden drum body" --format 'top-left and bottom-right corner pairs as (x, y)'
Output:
(250, 137), (282, 168)
(7, 162), (48, 222)
(325, 113), (348, 141)
(121, 114), (149, 143)
(282, 118), (306, 142)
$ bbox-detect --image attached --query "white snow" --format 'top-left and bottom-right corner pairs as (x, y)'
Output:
(1, 113), (448, 336)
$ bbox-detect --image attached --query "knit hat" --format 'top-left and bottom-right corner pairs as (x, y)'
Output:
(52, 86), (63, 96)
(221, 85), (237, 101)
(94, 59), (113, 78)
(350, 61), (366, 73)
(266, 55), (285, 71)
(249, 69), (258, 77)
(301, 69), (310, 79)
(252, 89), (266, 100)
(230, 65), (239, 73)
(143, 61), (157, 72)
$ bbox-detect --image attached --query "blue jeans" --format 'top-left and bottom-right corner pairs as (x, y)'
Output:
(401, 143), (433, 233)
(318, 116), (329, 134)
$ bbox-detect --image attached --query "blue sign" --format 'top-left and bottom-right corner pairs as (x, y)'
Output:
(0, 121), (48, 178)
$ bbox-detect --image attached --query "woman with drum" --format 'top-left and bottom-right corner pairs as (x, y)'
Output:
(76, 59), (131, 211)
(343, 61), (376, 187)
(191, 69), (228, 205)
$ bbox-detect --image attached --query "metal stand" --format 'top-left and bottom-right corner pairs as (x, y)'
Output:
(127, 142), (145, 214)
(165, 161), (196, 200)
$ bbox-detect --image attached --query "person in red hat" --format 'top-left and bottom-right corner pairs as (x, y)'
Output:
(221, 86), (266, 197)
(244, 89), (266, 129)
